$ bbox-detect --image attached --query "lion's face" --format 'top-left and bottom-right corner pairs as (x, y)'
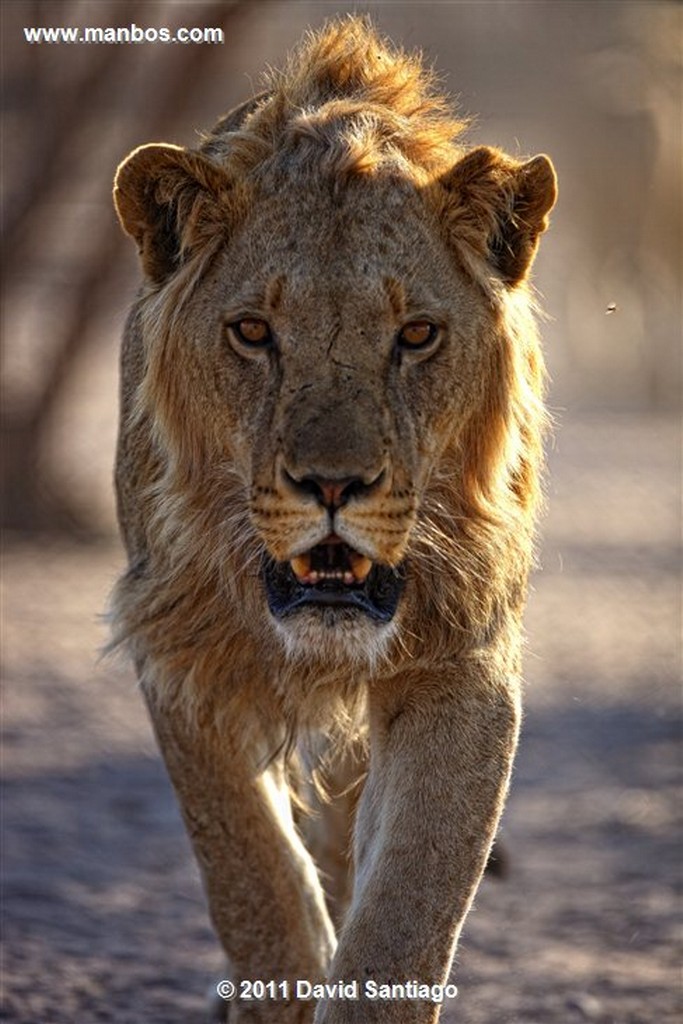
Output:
(115, 107), (555, 666)
(157, 175), (494, 656)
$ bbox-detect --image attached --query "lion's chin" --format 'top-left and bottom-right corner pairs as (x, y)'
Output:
(271, 603), (399, 670)
(262, 545), (406, 624)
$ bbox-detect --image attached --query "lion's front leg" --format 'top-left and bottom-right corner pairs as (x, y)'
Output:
(301, 737), (367, 931)
(144, 684), (336, 1024)
(314, 665), (521, 1024)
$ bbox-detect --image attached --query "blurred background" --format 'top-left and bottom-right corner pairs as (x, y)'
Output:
(2, 2), (681, 1022)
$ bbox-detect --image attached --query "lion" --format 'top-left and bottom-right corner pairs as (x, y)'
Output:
(111, 17), (556, 1024)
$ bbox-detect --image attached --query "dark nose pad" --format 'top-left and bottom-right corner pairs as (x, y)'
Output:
(283, 471), (384, 511)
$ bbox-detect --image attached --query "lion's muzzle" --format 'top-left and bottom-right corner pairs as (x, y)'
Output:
(262, 468), (407, 622)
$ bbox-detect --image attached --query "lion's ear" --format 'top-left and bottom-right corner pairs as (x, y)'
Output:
(440, 146), (557, 286)
(113, 143), (229, 284)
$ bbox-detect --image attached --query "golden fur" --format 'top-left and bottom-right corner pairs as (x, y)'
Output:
(112, 17), (556, 1023)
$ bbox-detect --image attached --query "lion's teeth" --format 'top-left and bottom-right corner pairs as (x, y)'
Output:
(349, 552), (373, 582)
(291, 550), (372, 585)
(291, 554), (311, 580)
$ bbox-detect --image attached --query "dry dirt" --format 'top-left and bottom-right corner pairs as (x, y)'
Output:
(2, 414), (681, 1024)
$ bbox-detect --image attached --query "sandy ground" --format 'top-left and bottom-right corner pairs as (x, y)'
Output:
(2, 414), (681, 1024)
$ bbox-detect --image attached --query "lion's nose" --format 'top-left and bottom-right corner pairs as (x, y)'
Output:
(283, 470), (385, 510)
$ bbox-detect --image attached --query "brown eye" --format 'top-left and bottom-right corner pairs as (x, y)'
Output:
(397, 321), (438, 349)
(231, 318), (272, 347)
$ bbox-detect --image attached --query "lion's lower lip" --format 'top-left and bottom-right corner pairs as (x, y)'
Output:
(263, 552), (405, 622)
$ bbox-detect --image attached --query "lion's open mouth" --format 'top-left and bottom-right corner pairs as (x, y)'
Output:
(263, 535), (405, 622)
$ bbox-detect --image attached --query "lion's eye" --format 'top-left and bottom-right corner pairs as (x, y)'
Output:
(397, 321), (438, 349)
(230, 318), (272, 348)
